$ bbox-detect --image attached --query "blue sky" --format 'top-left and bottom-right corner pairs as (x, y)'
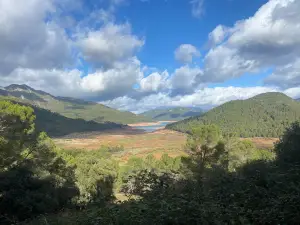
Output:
(0, 0), (299, 112)
(122, 0), (266, 69)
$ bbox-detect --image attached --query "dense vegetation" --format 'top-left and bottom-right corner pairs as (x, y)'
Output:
(1, 100), (300, 224)
(141, 107), (203, 121)
(167, 92), (300, 137)
(0, 84), (151, 124)
(0, 101), (79, 223)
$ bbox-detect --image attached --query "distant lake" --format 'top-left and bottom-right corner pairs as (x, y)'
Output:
(131, 121), (173, 132)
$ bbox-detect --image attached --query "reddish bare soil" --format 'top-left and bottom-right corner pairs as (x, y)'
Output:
(55, 127), (278, 163)
(55, 129), (187, 161)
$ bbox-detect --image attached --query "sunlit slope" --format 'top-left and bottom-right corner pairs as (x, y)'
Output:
(0, 84), (151, 124)
(167, 92), (300, 137)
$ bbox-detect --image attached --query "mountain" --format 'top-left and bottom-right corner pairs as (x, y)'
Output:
(32, 105), (124, 137)
(1, 99), (124, 137)
(167, 92), (300, 137)
(141, 107), (203, 121)
(0, 84), (151, 124)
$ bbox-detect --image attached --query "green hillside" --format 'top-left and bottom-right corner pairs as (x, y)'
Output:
(167, 92), (300, 137)
(0, 99), (123, 137)
(33, 106), (124, 137)
(0, 84), (151, 124)
(141, 107), (203, 121)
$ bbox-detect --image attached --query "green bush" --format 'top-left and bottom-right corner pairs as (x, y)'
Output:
(0, 101), (78, 223)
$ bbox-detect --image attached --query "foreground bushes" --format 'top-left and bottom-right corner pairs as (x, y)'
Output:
(0, 101), (78, 223)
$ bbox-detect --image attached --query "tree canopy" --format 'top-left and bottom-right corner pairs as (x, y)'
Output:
(0, 101), (79, 223)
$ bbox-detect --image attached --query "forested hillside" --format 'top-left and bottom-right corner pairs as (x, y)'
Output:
(0, 84), (151, 124)
(141, 107), (203, 121)
(167, 92), (300, 137)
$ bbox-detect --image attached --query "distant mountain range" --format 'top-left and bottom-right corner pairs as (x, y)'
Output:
(167, 92), (300, 138)
(140, 107), (203, 121)
(0, 84), (151, 125)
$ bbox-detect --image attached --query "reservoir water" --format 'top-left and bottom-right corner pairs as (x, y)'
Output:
(131, 121), (173, 132)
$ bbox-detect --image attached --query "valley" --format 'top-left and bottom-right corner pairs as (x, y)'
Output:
(128, 121), (175, 132)
(54, 127), (277, 162)
(2, 1), (300, 223)
(54, 129), (187, 162)
(1, 87), (299, 225)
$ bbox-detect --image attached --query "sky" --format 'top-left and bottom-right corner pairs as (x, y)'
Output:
(0, 0), (300, 113)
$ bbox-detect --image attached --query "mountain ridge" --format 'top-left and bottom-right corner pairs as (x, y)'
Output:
(140, 107), (203, 121)
(0, 98), (124, 137)
(167, 92), (300, 137)
(0, 84), (152, 125)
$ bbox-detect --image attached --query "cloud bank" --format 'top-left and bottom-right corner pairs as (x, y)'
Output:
(0, 0), (299, 112)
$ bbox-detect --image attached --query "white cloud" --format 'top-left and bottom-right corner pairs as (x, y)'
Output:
(203, 46), (258, 83)
(0, 68), (82, 97)
(190, 0), (205, 18)
(265, 59), (300, 89)
(175, 44), (200, 64)
(283, 87), (300, 99)
(103, 86), (279, 113)
(0, 57), (143, 100)
(170, 66), (203, 95)
(78, 23), (144, 68)
(0, 1), (144, 101)
(228, 0), (300, 66)
(1, 0), (300, 113)
(202, 0), (300, 84)
(0, 0), (72, 74)
(139, 71), (169, 93)
(138, 65), (204, 97)
(208, 25), (229, 46)
(80, 57), (143, 99)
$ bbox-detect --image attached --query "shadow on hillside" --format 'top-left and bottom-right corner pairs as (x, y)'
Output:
(33, 107), (126, 138)
(4, 99), (125, 138)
